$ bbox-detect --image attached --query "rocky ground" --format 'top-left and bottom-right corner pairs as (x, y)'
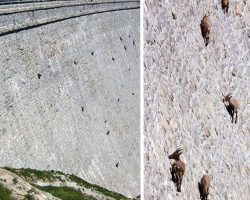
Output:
(144, 0), (249, 199)
(0, 168), (59, 200)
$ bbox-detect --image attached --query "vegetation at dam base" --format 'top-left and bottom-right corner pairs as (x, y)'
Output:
(1, 167), (134, 200)
(34, 185), (96, 200)
(0, 183), (15, 200)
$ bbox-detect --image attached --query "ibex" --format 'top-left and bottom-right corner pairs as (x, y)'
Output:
(222, 93), (240, 124)
(222, 0), (229, 14)
(169, 148), (185, 192)
(198, 175), (210, 200)
(200, 15), (212, 46)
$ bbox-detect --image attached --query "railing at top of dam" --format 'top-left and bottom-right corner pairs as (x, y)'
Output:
(0, 0), (69, 5)
(0, 0), (139, 5)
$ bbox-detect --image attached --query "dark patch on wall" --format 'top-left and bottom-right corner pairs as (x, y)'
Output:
(172, 12), (177, 19)
(82, 107), (84, 112)
(37, 73), (42, 79)
(112, 57), (115, 61)
(124, 45), (127, 50)
(107, 130), (110, 135)
(91, 51), (94, 56)
(120, 37), (123, 41)
(116, 162), (119, 168)
(2, 128), (7, 135)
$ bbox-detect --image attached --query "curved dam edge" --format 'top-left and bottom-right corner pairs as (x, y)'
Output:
(0, 0), (140, 37)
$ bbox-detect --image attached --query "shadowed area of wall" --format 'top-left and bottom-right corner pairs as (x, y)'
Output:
(0, 0), (140, 197)
(144, 0), (249, 199)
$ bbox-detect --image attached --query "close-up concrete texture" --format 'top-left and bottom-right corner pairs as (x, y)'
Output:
(144, 0), (249, 200)
(0, 0), (140, 198)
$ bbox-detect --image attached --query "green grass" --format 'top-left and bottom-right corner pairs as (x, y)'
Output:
(0, 183), (15, 200)
(35, 185), (97, 200)
(69, 174), (129, 200)
(3, 167), (63, 182)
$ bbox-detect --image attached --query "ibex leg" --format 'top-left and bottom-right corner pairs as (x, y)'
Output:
(177, 173), (182, 192)
(235, 111), (238, 124)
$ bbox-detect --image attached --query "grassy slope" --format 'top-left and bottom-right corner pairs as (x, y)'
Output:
(35, 185), (97, 200)
(0, 183), (15, 200)
(3, 167), (130, 200)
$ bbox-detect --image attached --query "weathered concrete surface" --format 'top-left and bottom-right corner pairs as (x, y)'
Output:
(0, 0), (140, 197)
(144, 0), (249, 199)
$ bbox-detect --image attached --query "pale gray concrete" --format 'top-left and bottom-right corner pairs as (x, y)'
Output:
(0, 0), (140, 197)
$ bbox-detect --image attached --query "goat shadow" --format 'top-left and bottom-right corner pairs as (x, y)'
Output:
(170, 171), (177, 185)
(224, 104), (234, 121)
(198, 182), (202, 197)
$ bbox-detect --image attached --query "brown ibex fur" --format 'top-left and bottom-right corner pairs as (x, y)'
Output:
(222, 0), (229, 14)
(169, 148), (185, 192)
(200, 15), (212, 46)
(222, 93), (240, 124)
(198, 175), (210, 200)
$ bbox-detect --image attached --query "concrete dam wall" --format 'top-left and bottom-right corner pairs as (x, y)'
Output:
(144, 0), (249, 199)
(0, 0), (140, 197)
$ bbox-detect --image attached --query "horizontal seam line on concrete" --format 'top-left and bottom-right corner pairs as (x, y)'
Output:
(0, 1), (140, 15)
(0, 6), (140, 37)
(0, 0), (75, 5)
